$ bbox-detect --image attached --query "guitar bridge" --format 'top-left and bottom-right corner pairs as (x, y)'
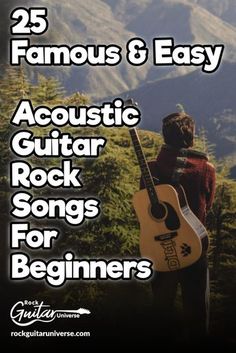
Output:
(154, 232), (177, 241)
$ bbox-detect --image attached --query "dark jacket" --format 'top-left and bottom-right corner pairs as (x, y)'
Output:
(140, 144), (216, 225)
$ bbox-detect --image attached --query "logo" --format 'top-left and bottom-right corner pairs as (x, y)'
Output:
(10, 300), (91, 327)
(181, 243), (191, 257)
(161, 239), (180, 270)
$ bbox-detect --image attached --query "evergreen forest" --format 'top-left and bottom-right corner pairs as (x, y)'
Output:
(0, 67), (235, 344)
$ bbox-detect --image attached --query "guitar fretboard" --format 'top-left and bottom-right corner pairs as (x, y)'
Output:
(129, 128), (159, 205)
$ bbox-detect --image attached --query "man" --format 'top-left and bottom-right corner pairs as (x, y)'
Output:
(141, 112), (215, 340)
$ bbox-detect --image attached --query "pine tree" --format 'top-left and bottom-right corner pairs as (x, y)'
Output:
(0, 65), (30, 174)
(64, 92), (90, 106)
(207, 178), (236, 338)
(31, 74), (65, 106)
(207, 180), (236, 278)
(0, 65), (30, 118)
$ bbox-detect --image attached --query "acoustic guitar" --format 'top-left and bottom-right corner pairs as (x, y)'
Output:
(127, 102), (209, 271)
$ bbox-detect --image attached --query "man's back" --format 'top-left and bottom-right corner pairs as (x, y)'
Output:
(144, 145), (215, 224)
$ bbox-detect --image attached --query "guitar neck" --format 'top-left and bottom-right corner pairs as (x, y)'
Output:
(129, 128), (159, 205)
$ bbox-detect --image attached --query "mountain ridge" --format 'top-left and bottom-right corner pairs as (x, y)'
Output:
(16, 0), (236, 98)
(117, 61), (236, 160)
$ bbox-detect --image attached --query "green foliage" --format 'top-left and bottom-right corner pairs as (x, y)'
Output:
(0, 67), (235, 340)
(0, 66), (30, 113)
(207, 181), (236, 282)
(64, 92), (91, 106)
(206, 179), (236, 337)
(31, 73), (65, 106)
(0, 66), (30, 174)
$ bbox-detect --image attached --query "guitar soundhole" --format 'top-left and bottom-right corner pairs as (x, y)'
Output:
(151, 202), (181, 230)
(165, 203), (180, 230)
(151, 203), (166, 220)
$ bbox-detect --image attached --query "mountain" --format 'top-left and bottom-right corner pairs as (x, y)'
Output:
(7, 0), (235, 98)
(22, 0), (150, 98)
(2, 0), (236, 162)
(125, 0), (236, 82)
(128, 0), (236, 48)
(103, 0), (236, 27)
(101, 0), (153, 24)
(190, 0), (236, 26)
(118, 61), (236, 160)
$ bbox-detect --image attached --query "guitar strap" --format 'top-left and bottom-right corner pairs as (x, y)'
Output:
(171, 156), (187, 184)
(162, 144), (208, 185)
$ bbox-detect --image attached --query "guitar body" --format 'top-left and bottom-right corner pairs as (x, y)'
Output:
(133, 184), (209, 272)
